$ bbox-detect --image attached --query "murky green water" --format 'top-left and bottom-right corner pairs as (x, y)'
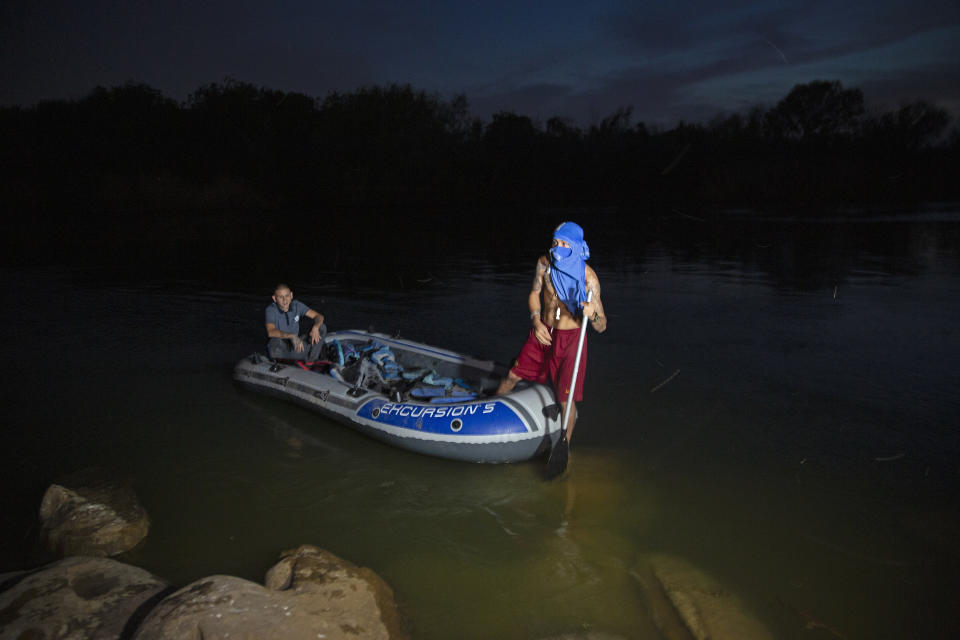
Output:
(2, 211), (958, 638)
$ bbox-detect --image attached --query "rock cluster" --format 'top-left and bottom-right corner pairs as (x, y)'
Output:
(39, 467), (150, 557)
(0, 557), (171, 639)
(0, 548), (408, 640)
(632, 554), (774, 640)
(135, 545), (407, 639)
(1, 472), (407, 639)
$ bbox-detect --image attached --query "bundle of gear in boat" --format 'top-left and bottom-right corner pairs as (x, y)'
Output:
(279, 338), (496, 403)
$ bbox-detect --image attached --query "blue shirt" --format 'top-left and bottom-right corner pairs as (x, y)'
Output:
(265, 300), (311, 336)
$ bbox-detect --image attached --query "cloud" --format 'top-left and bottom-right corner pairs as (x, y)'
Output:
(2, 0), (957, 127)
(468, 1), (960, 126)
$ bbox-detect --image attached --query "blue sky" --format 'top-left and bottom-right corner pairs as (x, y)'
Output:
(2, 0), (958, 126)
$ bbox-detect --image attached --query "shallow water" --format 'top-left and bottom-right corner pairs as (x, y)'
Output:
(2, 211), (959, 639)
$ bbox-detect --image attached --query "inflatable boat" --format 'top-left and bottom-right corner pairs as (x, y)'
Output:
(233, 329), (563, 463)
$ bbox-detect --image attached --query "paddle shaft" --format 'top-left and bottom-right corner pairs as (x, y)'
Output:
(562, 291), (591, 433)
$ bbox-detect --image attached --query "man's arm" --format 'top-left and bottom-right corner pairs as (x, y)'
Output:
(265, 322), (304, 351)
(265, 323), (296, 339)
(530, 257), (552, 345)
(582, 267), (607, 333)
(305, 308), (325, 344)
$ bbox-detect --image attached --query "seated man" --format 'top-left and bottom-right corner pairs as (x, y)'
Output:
(265, 283), (326, 361)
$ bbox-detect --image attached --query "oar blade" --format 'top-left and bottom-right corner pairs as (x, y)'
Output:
(544, 432), (569, 479)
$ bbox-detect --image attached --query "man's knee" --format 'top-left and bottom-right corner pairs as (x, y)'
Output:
(267, 338), (288, 359)
(307, 341), (325, 361)
(496, 369), (522, 395)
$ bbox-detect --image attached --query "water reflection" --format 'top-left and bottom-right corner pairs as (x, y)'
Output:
(379, 452), (660, 639)
(1, 212), (959, 638)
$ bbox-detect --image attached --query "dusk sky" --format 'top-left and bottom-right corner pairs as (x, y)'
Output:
(2, 0), (958, 127)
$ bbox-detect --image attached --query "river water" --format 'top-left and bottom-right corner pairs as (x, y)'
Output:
(1, 210), (958, 639)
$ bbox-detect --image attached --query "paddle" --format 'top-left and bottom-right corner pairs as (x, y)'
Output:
(545, 291), (591, 479)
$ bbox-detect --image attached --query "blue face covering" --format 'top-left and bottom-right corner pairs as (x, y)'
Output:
(549, 222), (590, 315)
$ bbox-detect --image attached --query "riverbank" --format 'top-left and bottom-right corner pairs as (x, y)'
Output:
(2, 470), (780, 640)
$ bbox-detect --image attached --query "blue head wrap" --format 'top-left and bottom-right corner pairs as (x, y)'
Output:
(549, 222), (590, 316)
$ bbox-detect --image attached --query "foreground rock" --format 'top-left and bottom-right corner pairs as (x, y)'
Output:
(539, 633), (630, 639)
(0, 556), (170, 639)
(134, 544), (407, 639)
(39, 467), (151, 557)
(632, 554), (774, 640)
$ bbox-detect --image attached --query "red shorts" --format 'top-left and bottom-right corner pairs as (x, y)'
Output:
(510, 326), (588, 403)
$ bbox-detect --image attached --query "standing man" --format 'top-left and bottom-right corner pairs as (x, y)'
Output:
(265, 283), (326, 361)
(496, 222), (607, 444)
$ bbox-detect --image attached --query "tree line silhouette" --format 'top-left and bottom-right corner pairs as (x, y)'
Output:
(1, 78), (957, 267)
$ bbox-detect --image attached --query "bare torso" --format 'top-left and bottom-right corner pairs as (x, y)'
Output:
(533, 255), (606, 331)
(495, 251), (607, 411)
